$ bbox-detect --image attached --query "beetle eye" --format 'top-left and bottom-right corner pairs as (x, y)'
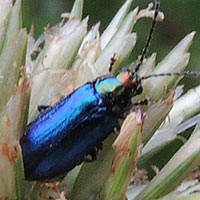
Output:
(136, 86), (143, 95)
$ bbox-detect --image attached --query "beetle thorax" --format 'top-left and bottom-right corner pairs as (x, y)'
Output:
(94, 71), (143, 113)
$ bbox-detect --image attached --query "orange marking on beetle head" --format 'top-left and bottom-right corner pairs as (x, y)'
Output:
(117, 71), (137, 88)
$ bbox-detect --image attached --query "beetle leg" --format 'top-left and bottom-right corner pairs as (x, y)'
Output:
(109, 53), (117, 73)
(133, 98), (156, 107)
(133, 99), (149, 106)
(122, 98), (153, 119)
(84, 147), (98, 162)
(84, 142), (104, 162)
(96, 142), (103, 151)
(84, 145), (103, 162)
(37, 105), (52, 112)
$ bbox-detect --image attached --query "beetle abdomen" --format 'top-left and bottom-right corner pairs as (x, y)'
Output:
(25, 111), (119, 180)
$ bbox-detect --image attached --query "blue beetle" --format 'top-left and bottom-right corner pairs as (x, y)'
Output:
(20, 70), (143, 180)
(20, 0), (162, 181)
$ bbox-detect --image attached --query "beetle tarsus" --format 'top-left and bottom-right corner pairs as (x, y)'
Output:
(96, 142), (103, 151)
(133, 99), (149, 106)
(38, 105), (51, 112)
(85, 148), (98, 162)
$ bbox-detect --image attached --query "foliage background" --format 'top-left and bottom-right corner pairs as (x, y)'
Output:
(22, 0), (200, 89)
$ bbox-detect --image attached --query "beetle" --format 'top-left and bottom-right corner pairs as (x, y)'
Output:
(20, 0), (200, 180)
(20, 68), (144, 180)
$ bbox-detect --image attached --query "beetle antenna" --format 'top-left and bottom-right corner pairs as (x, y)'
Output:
(141, 71), (200, 80)
(135, 0), (160, 72)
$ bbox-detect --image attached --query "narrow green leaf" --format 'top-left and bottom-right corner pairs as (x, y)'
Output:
(0, 0), (27, 113)
(142, 90), (174, 144)
(0, 74), (30, 199)
(164, 85), (200, 128)
(101, 0), (133, 49)
(0, 0), (12, 48)
(143, 32), (195, 100)
(71, 0), (83, 20)
(94, 8), (138, 75)
(103, 110), (144, 200)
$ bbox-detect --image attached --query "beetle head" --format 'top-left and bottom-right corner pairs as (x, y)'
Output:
(116, 69), (143, 97)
